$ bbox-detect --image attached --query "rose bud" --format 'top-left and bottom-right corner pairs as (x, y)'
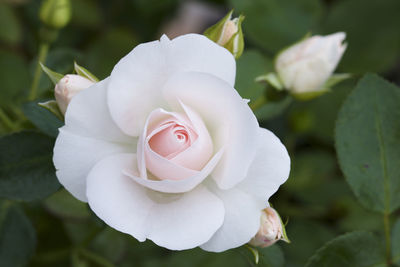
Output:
(55, 74), (94, 115)
(275, 32), (347, 98)
(249, 207), (289, 248)
(204, 10), (245, 59)
(39, 0), (71, 29)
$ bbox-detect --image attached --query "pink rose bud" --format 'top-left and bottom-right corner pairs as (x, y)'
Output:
(249, 207), (289, 248)
(204, 10), (245, 59)
(54, 74), (95, 115)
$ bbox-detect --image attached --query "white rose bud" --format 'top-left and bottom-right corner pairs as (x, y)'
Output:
(204, 10), (245, 59)
(249, 207), (289, 248)
(55, 74), (95, 115)
(275, 32), (347, 94)
(217, 19), (238, 46)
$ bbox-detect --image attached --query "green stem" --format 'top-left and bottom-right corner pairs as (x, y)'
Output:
(384, 212), (392, 266)
(28, 42), (50, 101)
(249, 95), (267, 111)
(0, 108), (17, 131)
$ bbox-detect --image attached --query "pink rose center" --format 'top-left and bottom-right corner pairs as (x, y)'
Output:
(139, 106), (213, 181)
(148, 122), (198, 159)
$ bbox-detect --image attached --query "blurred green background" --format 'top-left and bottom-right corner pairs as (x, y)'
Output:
(0, 0), (399, 266)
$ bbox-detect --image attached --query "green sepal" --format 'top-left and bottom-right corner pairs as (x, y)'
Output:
(323, 73), (352, 89)
(38, 100), (64, 121)
(291, 89), (331, 101)
(74, 61), (100, 82)
(255, 72), (284, 91)
(290, 73), (351, 101)
(204, 10), (234, 42)
(40, 62), (64, 85)
(269, 203), (290, 243)
(278, 214), (290, 244)
(224, 14), (245, 59)
(244, 244), (259, 264)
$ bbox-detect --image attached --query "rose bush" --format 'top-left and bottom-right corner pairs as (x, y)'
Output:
(53, 33), (290, 252)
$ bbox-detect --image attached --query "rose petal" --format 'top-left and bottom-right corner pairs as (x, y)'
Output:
(107, 33), (236, 136)
(238, 128), (291, 204)
(64, 78), (131, 143)
(169, 101), (213, 170)
(200, 127), (290, 252)
(144, 141), (199, 180)
(86, 153), (225, 250)
(125, 148), (223, 193)
(54, 79), (134, 202)
(162, 71), (259, 190)
(200, 183), (261, 252)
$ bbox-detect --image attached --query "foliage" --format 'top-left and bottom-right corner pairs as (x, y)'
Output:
(0, 0), (399, 266)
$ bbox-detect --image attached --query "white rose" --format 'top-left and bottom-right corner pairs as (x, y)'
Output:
(275, 32), (347, 94)
(53, 34), (290, 252)
(54, 74), (95, 114)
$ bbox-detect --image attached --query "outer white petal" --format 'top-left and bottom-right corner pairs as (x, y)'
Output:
(201, 127), (290, 252)
(53, 79), (134, 202)
(239, 128), (291, 205)
(107, 33), (236, 136)
(63, 78), (131, 143)
(86, 153), (225, 250)
(164, 34), (236, 86)
(200, 185), (261, 252)
(163, 71), (259, 190)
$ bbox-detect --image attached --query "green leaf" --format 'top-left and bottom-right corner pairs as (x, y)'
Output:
(90, 228), (128, 263)
(335, 74), (400, 213)
(0, 3), (22, 45)
(0, 49), (30, 106)
(230, 0), (322, 53)
(0, 201), (36, 266)
(393, 219), (400, 265)
(258, 245), (285, 267)
(306, 232), (385, 267)
(22, 101), (63, 137)
(282, 219), (336, 265)
(0, 131), (60, 201)
(254, 96), (292, 121)
(74, 61), (99, 82)
(38, 100), (64, 121)
(44, 189), (90, 220)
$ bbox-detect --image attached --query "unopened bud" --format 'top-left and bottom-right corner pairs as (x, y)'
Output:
(249, 207), (289, 248)
(39, 0), (71, 29)
(275, 32), (347, 98)
(204, 10), (245, 59)
(55, 75), (94, 115)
